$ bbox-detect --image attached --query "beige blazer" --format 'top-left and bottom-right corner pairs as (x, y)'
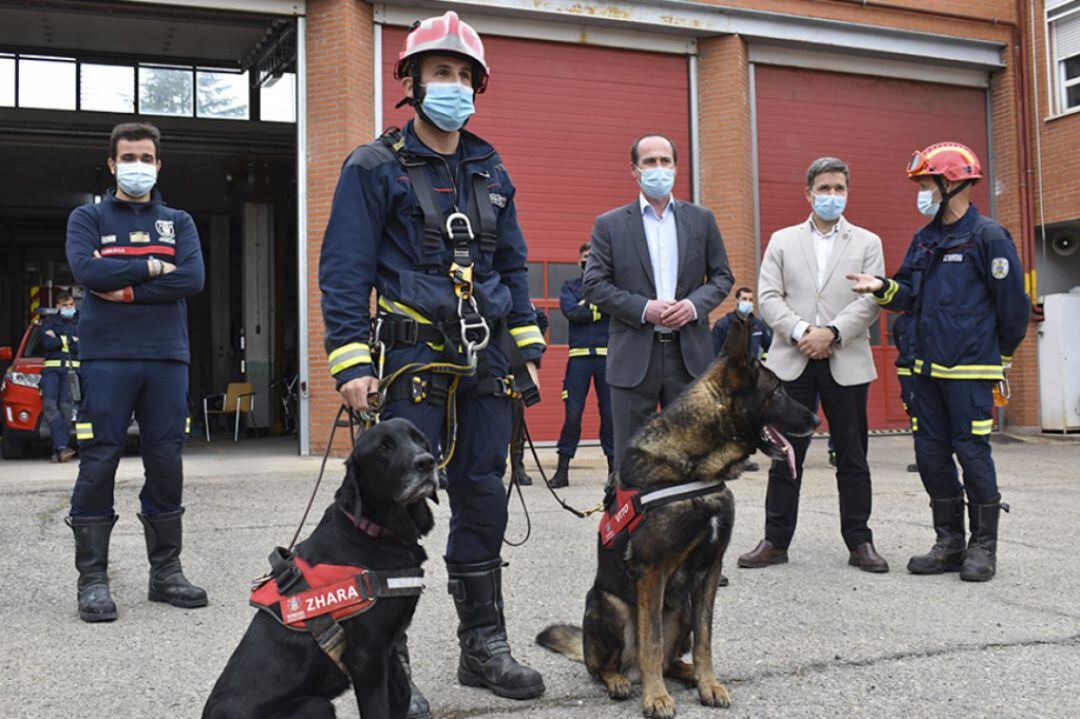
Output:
(758, 216), (884, 386)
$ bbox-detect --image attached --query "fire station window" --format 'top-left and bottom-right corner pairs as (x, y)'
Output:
(139, 65), (194, 117)
(0, 55), (13, 107)
(81, 64), (135, 113)
(1048, 1), (1080, 114)
(197, 69), (249, 120)
(547, 263), (579, 299)
(527, 263), (544, 299)
(547, 310), (569, 346)
(260, 72), (296, 123)
(18, 56), (76, 110)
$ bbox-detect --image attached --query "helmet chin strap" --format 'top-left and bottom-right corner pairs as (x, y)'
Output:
(932, 175), (972, 224)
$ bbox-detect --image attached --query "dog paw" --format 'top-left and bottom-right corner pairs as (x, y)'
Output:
(697, 678), (731, 708)
(604, 674), (632, 700)
(642, 691), (677, 718)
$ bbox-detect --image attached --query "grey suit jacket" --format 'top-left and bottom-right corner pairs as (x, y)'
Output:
(583, 199), (734, 388)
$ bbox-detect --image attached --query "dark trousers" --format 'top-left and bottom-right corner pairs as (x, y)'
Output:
(72, 360), (188, 517)
(556, 355), (613, 458)
(41, 369), (74, 453)
(765, 359), (873, 550)
(610, 336), (694, 468)
(381, 343), (512, 565)
(912, 376), (996, 503)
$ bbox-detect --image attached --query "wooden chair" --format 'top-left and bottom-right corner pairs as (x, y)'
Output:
(202, 382), (257, 442)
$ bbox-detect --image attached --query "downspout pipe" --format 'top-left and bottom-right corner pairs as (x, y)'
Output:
(826, 0), (1039, 316)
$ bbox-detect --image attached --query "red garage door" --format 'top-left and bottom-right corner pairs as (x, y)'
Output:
(382, 28), (691, 441)
(755, 65), (989, 430)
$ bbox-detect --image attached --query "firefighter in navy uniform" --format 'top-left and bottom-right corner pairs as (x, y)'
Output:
(39, 291), (80, 463)
(550, 242), (613, 488)
(64, 122), (207, 623)
(892, 311), (921, 473)
(850, 142), (1029, 583)
(318, 13), (546, 714)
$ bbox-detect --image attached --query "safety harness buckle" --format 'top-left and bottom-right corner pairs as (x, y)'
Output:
(458, 295), (490, 366)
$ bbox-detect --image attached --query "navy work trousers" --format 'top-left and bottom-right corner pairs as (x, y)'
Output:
(71, 360), (188, 517)
(556, 355), (613, 459)
(40, 369), (74, 453)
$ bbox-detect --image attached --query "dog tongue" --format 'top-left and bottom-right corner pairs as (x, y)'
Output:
(767, 425), (797, 480)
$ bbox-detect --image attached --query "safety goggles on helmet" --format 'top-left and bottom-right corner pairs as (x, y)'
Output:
(906, 142), (983, 183)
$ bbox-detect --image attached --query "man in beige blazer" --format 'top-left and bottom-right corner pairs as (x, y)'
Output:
(738, 157), (889, 573)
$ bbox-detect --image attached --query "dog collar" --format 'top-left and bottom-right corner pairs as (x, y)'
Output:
(341, 508), (394, 539)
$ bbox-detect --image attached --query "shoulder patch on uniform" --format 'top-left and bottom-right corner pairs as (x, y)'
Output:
(991, 257), (1009, 279)
(155, 219), (175, 240)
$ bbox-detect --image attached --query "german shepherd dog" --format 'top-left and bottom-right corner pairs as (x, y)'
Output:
(203, 418), (439, 719)
(537, 317), (819, 718)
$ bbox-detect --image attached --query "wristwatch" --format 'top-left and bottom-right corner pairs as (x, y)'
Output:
(827, 325), (840, 343)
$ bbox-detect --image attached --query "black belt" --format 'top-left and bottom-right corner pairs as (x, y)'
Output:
(655, 331), (679, 343)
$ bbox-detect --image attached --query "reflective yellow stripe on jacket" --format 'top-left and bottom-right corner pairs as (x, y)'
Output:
(76, 422), (94, 440)
(874, 279), (900, 306)
(913, 359), (1004, 381)
(971, 419), (994, 436)
(43, 360), (81, 368)
(328, 342), (371, 376)
(896, 367), (912, 377)
(509, 325), (545, 349)
(567, 347), (607, 358)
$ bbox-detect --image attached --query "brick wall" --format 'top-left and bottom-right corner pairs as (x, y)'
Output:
(305, 0), (374, 455)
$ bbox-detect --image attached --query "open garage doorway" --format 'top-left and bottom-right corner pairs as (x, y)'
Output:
(0, 1), (300, 457)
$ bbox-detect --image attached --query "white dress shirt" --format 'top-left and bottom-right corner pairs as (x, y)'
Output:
(639, 193), (695, 327)
(791, 215), (840, 341)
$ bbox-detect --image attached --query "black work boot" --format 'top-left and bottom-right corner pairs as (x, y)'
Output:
(137, 509), (208, 608)
(396, 634), (432, 719)
(447, 559), (545, 700)
(66, 515), (118, 623)
(549, 453), (571, 489)
(509, 438), (533, 487)
(961, 498), (1005, 582)
(907, 496), (966, 575)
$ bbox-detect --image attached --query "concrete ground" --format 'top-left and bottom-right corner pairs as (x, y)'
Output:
(1, 432), (1078, 719)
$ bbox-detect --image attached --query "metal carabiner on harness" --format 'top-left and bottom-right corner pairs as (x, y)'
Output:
(458, 294), (490, 367)
(446, 212), (476, 299)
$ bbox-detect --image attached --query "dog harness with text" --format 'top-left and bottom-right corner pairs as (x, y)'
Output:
(599, 479), (728, 549)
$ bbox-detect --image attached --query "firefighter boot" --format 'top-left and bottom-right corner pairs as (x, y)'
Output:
(448, 559), (546, 700)
(907, 497), (966, 574)
(961, 498), (1004, 583)
(509, 433), (533, 487)
(66, 515), (118, 622)
(549, 453), (571, 489)
(396, 634), (432, 719)
(137, 509), (208, 608)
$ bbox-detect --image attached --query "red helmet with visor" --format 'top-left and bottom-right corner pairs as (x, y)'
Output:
(395, 11), (489, 93)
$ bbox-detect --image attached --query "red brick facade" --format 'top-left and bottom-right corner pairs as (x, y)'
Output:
(303, 0), (1054, 451)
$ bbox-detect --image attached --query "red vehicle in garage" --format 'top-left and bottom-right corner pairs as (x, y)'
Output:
(0, 315), (55, 459)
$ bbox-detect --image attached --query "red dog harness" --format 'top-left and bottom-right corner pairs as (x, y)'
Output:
(599, 479), (727, 549)
(249, 547), (424, 673)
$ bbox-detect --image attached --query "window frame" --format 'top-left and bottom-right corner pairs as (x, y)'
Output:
(1046, 2), (1080, 117)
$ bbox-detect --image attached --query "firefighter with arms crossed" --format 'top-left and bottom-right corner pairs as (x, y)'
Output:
(318, 12), (546, 716)
(849, 142), (1028, 582)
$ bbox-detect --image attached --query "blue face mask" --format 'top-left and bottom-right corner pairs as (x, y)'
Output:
(813, 193), (846, 222)
(737, 300), (754, 316)
(60, 308), (76, 319)
(639, 167), (675, 200)
(116, 162), (157, 197)
(917, 189), (940, 217)
(420, 82), (475, 132)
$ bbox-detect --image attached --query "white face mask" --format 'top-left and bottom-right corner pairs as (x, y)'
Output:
(917, 188), (940, 217)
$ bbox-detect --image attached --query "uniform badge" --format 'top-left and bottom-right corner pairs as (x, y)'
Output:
(129, 231), (150, 243)
(991, 257), (1009, 279)
(100, 234), (116, 244)
(155, 219), (175, 240)
(489, 192), (507, 208)
(942, 253), (964, 263)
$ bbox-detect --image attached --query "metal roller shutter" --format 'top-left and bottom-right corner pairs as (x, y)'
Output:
(382, 28), (691, 441)
(754, 64), (990, 430)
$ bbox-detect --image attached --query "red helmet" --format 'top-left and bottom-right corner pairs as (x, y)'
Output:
(906, 142), (982, 182)
(395, 11), (489, 93)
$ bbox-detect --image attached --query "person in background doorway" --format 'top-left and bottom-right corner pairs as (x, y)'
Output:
(39, 291), (79, 463)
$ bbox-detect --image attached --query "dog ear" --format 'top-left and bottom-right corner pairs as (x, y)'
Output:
(719, 315), (758, 391)
(334, 452), (364, 520)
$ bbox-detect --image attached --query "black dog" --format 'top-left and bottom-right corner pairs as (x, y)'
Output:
(537, 317), (819, 718)
(203, 418), (438, 719)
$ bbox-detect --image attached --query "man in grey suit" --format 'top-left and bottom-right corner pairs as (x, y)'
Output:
(584, 134), (734, 469)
